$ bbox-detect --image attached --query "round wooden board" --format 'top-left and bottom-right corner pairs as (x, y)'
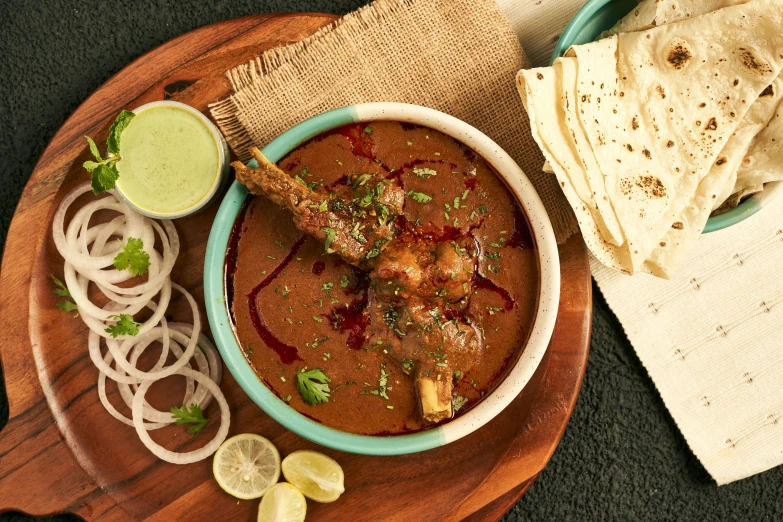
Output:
(0, 13), (591, 521)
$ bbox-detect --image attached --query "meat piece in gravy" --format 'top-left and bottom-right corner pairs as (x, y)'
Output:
(234, 148), (485, 424)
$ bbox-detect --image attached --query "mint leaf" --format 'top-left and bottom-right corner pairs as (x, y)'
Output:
(105, 314), (140, 338)
(107, 110), (135, 155)
(85, 136), (103, 161)
(113, 237), (150, 276)
(82, 160), (101, 173)
(91, 163), (120, 195)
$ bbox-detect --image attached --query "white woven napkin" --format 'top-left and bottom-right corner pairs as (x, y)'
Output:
(497, 0), (783, 484)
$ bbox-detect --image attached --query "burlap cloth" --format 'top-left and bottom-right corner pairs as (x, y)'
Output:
(209, 0), (578, 243)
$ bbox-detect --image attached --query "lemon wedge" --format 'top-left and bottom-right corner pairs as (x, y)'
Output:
(213, 433), (281, 499)
(281, 450), (345, 503)
(257, 482), (307, 522)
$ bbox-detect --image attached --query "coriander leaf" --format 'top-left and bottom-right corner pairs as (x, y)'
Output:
(363, 126), (373, 135)
(51, 275), (72, 298)
(413, 167), (437, 179)
(107, 110), (135, 155)
(105, 314), (140, 338)
(454, 396), (469, 412)
(56, 300), (79, 315)
(407, 191), (432, 204)
(296, 368), (331, 405)
(85, 136), (103, 161)
(170, 403), (210, 434)
(340, 275), (350, 288)
(91, 163), (120, 195)
(113, 237), (150, 276)
(351, 173), (373, 189)
(322, 227), (336, 253)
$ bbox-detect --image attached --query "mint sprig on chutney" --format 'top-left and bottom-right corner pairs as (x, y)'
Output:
(82, 110), (135, 194)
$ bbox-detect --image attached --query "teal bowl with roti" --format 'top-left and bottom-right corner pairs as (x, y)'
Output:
(549, 0), (783, 234)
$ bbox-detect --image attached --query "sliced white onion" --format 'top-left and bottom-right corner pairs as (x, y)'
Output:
(55, 183), (227, 465)
(132, 367), (230, 464)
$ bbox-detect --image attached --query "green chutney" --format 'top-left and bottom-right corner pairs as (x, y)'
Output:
(116, 106), (220, 215)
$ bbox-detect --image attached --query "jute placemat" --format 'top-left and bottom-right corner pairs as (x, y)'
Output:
(209, 0), (578, 243)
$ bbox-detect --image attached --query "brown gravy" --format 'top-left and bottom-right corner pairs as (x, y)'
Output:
(228, 122), (539, 435)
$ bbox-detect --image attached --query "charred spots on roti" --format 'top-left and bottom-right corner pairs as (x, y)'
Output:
(715, 157), (727, 166)
(656, 85), (666, 99)
(666, 40), (692, 70)
(620, 175), (667, 199)
(536, 72), (544, 80)
(642, 148), (652, 159)
(666, 140), (675, 148)
(698, 102), (706, 108)
(631, 116), (639, 130)
(626, 144), (634, 152)
(760, 84), (775, 97)
(672, 221), (684, 230)
(705, 117), (718, 131)
(739, 49), (773, 75)
(733, 78), (740, 87)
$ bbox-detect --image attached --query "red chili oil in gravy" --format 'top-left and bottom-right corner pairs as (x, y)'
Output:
(227, 122), (539, 435)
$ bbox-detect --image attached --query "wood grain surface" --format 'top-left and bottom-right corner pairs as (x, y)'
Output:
(0, 13), (591, 521)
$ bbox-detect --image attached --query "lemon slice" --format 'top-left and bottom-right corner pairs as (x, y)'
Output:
(257, 482), (307, 522)
(213, 433), (281, 499)
(281, 450), (345, 503)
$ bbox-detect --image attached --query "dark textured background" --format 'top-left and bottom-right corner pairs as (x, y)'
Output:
(1, 0), (782, 520)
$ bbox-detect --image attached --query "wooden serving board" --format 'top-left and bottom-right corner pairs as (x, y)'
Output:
(0, 14), (591, 521)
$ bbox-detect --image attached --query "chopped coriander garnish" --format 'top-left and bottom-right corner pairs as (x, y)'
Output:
(340, 275), (350, 288)
(170, 403), (209, 434)
(453, 370), (464, 380)
(113, 237), (150, 276)
(478, 205), (489, 214)
(352, 173), (373, 189)
(488, 264), (501, 274)
(56, 300), (79, 315)
(296, 368), (331, 405)
(405, 191), (432, 204)
(322, 227), (337, 253)
(363, 125), (373, 135)
(104, 314), (140, 338)
(413, 166), (437, 179)
(454, 396), (469, 412)
(312, 315), (323, 323)
(51, 275), (78, 316)
(282, 395), (292, 403)
(484, 251), (500, 260)
(321, 282), (334, 291)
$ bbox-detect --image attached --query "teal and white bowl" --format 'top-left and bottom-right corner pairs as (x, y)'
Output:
(205, 103), (560, 455)
(550, 0), (783, 233)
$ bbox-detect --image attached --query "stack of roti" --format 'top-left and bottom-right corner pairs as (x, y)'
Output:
(517, 0), (783, 277)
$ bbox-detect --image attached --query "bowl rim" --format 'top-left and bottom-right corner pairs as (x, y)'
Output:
(204, 102), (560, 455)
(549, 0), (782, 233)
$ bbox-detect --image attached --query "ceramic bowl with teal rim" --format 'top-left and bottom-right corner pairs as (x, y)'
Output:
(550, 0), (783, 233)
(205, 102), (560, 456)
